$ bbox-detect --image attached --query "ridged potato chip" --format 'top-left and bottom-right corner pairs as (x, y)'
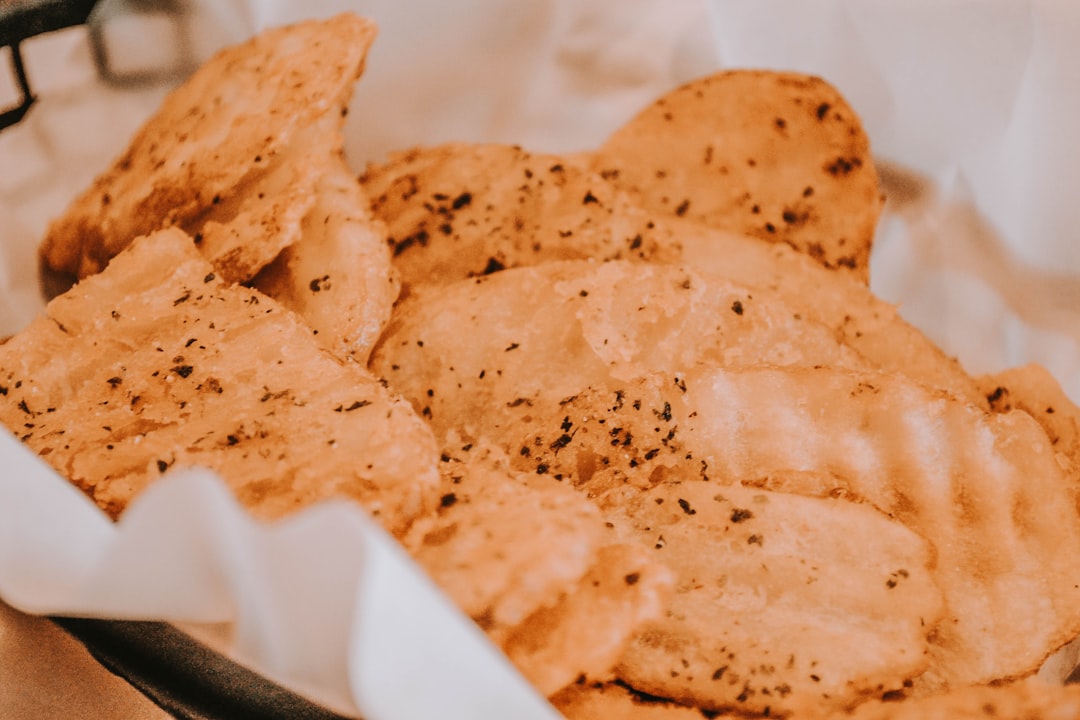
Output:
(609, 481), (942, 716)
(670, 364), (1080, 689)
(371, 256), (1080, 692)
(1, 229), (438, 534)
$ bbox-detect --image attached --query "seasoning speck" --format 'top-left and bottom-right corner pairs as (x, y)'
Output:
(730, 508), (754, 523)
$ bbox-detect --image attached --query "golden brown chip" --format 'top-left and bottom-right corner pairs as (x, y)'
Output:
(500, 543), (674, 697)
(666, 364), (1080, 689)
(370, 259), (866, 447)
(0, 228), (438, 534)
(402, 443), (604, 629)
(608, 481), (941, 716)
(253, 156), (399, 363)
(671, 217), (986, 406)
(840, 678), (1080, 720)
(593, 70), (882, 280)
(40, 13), (377, 283)
(399, 443), (672, 696)
(186, 122), (334, 285)
(551, 681), (712, 720)
(359, 142), (681, 299)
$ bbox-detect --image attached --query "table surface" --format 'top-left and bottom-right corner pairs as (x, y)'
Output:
(0, 599), (170, 719)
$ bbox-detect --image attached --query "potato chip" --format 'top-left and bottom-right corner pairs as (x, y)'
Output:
(185, 121), (336, 284)
(665, 364), (1080, 688)
(399, 441), (673, 697)
(253, 156), (399, 363)
(594, 71), (882, 281)
(39, 13), (377, 283)
(359, 142), (681, 299)
(361, 135), (978, 405)
(370, 259), (866, 447)
(402, 442), (604, 629)
(0, 228), (438, 534)
(500, 543), (674, 696)
(607, 481), (941, 716)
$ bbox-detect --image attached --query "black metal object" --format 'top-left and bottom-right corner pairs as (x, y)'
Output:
(50, 616), (359, 720)
(0, 0), (100, 131)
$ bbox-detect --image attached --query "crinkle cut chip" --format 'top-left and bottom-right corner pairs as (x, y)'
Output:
(40, 13), (377, 284)
(0, 228), (439, 535)
(673, 364), (1080, 689)
(609, 481), (942, 716)
(369, 253), (1080, 686)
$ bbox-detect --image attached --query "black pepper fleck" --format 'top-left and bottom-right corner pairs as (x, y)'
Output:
(482, 257), (505, 275)
(731, 508), (754, 523)
(172, 365), (194, 379)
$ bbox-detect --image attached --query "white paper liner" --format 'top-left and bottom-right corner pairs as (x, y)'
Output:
(0, 429), (561, 717)
(2, 0), (1078, 716)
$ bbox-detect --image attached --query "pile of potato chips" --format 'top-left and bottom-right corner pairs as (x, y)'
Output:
(4, 12), (1080, 719)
